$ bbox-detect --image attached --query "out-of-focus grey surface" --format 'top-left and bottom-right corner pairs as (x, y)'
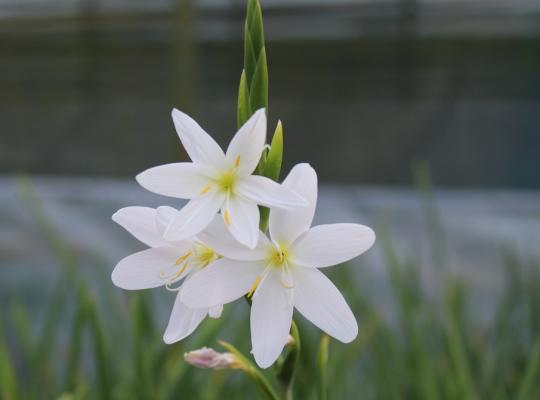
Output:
(2, 176), (539, 323)
(2, 0), (540, 188)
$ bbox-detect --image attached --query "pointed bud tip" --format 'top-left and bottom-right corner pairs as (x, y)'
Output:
(184, 347), (238, 370)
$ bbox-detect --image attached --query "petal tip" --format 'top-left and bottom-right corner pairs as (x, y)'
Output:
(134, 171), (147, 187)
(339, 326), (359, 344)
(253, 355), (274, 369)
(111, 210), (121, 223)
(163, 331), (179, 345)
(111, 266), (127, 290)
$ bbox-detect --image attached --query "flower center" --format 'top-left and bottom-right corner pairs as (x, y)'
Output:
(192, 242), (218, 268)
(217, 170), (237, 193)
(163, 243), (219, 291)
(269, 244), (290, 268)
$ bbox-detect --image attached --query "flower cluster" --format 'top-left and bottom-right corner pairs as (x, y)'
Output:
(112, 109), (375, 368)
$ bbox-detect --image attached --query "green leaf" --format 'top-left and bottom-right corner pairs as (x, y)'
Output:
(237, 70), (252, 128)
(249, 47), (268, 112)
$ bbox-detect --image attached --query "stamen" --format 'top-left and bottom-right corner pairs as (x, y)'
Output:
(175, 252), (192, 266)
(247, 276), (261, 298)
(223, 210), (231, 226)
(234, 155), (241, 168)
(177, 261), (190, 276)
(200, 186), (211, 195)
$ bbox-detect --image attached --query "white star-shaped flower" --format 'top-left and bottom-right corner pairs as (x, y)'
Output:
(136, 108), (306, 249)
(111, 206), (224, 344)
(179, 163), (376, 368)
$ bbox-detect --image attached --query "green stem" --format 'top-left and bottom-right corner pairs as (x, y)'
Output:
(219, 340), (280, 400)
(317, 335), (329, 400)
(276, 320), (301, 400)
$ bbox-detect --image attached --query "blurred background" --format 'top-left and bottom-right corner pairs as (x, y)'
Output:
(2, 0), (540, 399)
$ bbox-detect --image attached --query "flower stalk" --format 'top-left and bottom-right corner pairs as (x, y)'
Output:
(218, 340), (280, 400)
(317, 335), (330, 400)
(111, 0), (375, 394)
(277, 321), (301, 400)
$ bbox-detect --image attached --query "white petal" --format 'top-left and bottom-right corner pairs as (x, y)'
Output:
(112, 246), (186, 290)
(270, 163), (317, 245)
(293, 267), (357, 343)
(155, 206), (178, 236)
(163, 193), (224, 241)
(163, 293), (207, 344)
(197, 216), (272, 261)
(112, 207), (165, 248)
(226, 109), (266, 175)
(208, 305), (223, 319)
(251, 271), (294, 368)
(136, 163), (210, 199)
(171, 109), (227, 171)
(291, 224), (375, 268)
(222, 195), (260, 249)
(180, 258), (265, 308)
(236, 175), (307, 209)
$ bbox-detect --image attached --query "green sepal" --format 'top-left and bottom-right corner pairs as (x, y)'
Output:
(262, 120), (283, 181)
(249, 47), (268, 113)
(237, 69), (252, 128)
(244, 0), (264, 88)
(243, 24), (258, 91)
(247, 0), (265, 59)
(257, 121), (283, 232)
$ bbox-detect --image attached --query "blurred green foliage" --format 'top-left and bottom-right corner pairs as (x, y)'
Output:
(3, 176), (540, 400)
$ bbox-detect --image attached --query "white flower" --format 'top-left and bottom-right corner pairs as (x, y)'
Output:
(180, 163), (376, 368)
(111, 206), (224, 344)
(136, 108), (306, 249)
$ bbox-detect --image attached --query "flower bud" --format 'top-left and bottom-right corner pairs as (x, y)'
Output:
(285, 334), (295, 347)
(184, 347), (238, 370)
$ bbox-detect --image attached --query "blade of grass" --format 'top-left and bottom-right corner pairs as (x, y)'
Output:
(444, 282), (477, 400)
(0, 323), (18, 400)
(517, 334), (540, 400)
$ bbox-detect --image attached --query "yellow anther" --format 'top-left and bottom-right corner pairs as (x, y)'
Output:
(223, 210), (231, 226)
(234, 155), (241, 168)
(200, 186), (211, 195)
(175, 252), (192, 266)
(247, 276), (261, 298)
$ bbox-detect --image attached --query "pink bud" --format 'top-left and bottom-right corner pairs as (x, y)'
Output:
(184, 347), (237, 369)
